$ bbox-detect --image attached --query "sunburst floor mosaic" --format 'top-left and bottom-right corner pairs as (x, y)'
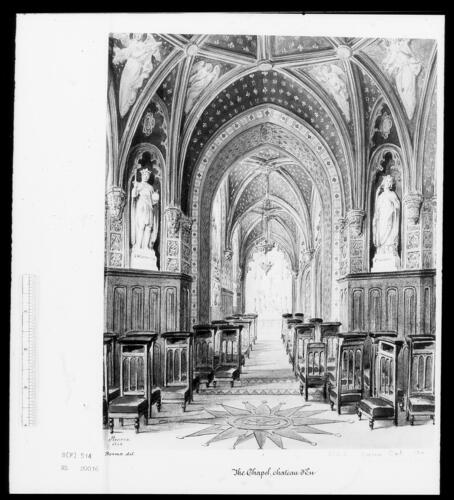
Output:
(179, 401), (342, 448)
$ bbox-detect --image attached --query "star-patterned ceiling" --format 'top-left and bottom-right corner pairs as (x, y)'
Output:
(204, 34), (257, 56)
(181, 69), (349, 212)
(107, 33), (438, 272)
(270, 36), (334, 56)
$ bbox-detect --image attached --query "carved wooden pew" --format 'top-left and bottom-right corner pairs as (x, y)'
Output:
(405, 335), (435, 425)
(293, 323), (315, 378)
(211, 320), (230, 367)
(242, 313), (258, 344)
(320, 322), (341, 384)
(160, 331), (194, 412)
(103, 332), (120, 426)
(363, 332), (398, 399)
(300, 342), (328, 401)
(192, 324), (216, 393)
(226, 316), (252, 365)
(286, 318), (303, 364)
(108, 332), (160, 433)
(357, 337), (403, 429)
(281, 313), (293, 343)
(328, 333), (367, 414)
(212, 325), (242, 388)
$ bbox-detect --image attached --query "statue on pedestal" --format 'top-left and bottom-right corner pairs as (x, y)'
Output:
(130, 156), (160, 270)
(372, 175), (401, 272)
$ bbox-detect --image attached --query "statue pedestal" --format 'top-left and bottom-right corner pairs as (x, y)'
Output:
(372, 248), (400, 272)
(131, 248), (158, 271)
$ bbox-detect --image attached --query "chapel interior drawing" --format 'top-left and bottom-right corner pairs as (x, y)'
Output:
(103, 34), (439, 449)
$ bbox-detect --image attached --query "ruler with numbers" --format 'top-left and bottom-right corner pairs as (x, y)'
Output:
(21, 274), (36, 426)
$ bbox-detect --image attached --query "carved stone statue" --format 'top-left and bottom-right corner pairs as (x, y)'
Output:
(372, 175), (401, 271)
(130, 159), (160, 270)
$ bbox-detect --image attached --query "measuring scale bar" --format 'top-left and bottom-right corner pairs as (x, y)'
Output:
(21, 274), (36, 427)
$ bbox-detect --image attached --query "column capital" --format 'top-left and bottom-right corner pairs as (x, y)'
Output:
(346, 209), (366, 237)
(404, 193), (423, 224)
(106, 186), (126, 220)
(165, 206), (182, 237)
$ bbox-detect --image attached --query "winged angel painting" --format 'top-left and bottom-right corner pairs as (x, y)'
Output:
(111, 33), (162, 117)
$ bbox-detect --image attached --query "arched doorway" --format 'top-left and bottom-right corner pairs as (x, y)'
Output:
(245, 246), (292, 339)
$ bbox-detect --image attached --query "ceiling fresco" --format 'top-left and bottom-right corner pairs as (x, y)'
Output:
(362, 38), (436, 132)
(156, 66), (178, 114)
(270, 36), (334, 56)
(107, 33), (438, 274)
(108, 33), (174, 130)
(204, 34), (257, 56)
(181, 69), (349, 211)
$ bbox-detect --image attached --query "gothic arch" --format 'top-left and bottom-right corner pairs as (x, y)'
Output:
(189, 106), (345, 323)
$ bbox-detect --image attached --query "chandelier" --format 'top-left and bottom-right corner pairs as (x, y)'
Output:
(255, 170), (275, 274)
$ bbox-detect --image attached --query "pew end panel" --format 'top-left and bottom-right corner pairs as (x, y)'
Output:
(161, 331), (194, 411)
(299, 342), (328, 402)
(213, 326), (242, 387)
(192, 324), (216, 392)
(358, 338), (403, 429)
(328, 333), (367, 414)
(405, 335), (436, 425)
(108, 332), (158, 433)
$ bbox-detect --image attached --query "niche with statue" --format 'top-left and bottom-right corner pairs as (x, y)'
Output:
(127, 148), (162, 270)
(369, 150), (403, 272)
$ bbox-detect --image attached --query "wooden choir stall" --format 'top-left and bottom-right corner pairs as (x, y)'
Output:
(226, 316), (252, 365)
(357, 337), (403, 429)
(161, 331), (193, 412)
(192, 324), (216, 393)
(242, 313), (258, 345)
(328, 333), (367, 413)
(405, 335), (435, 425)
(103, 332), (119, 426)
(281, 313), (293, 343)
(212, 324), (242, 388)
(108, 332), (161, 433)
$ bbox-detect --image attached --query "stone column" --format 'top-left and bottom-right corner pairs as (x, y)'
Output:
(163, 206), (193, 274)
(404, 193), (423, 270)
(105, 187), (126, 268)
(291, 269), (298, 313)
(345, 209), (367, 274)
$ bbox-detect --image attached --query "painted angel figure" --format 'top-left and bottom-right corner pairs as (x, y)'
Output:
(317, 65), (350, 121)
(185, 60), (221, 114)
(382, 39), (422, 119)
(131, 164), (160, 252)
(112, 33), (162, 117)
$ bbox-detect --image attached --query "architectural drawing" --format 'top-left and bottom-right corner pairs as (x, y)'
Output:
(104, 33), (439, 450)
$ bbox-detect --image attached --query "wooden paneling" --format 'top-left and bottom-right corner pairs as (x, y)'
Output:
(386, 288), (398, 332)
(352, 289), (364, 331)
(105, 268), (192, 336)
(403, 287), (416, 336)
(368, 288), (382, 332)
(149, 287), (160, 332)
(339, 269), (435, 338)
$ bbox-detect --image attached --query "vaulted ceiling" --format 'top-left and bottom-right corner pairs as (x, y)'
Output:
(107, 33), (437, 272)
